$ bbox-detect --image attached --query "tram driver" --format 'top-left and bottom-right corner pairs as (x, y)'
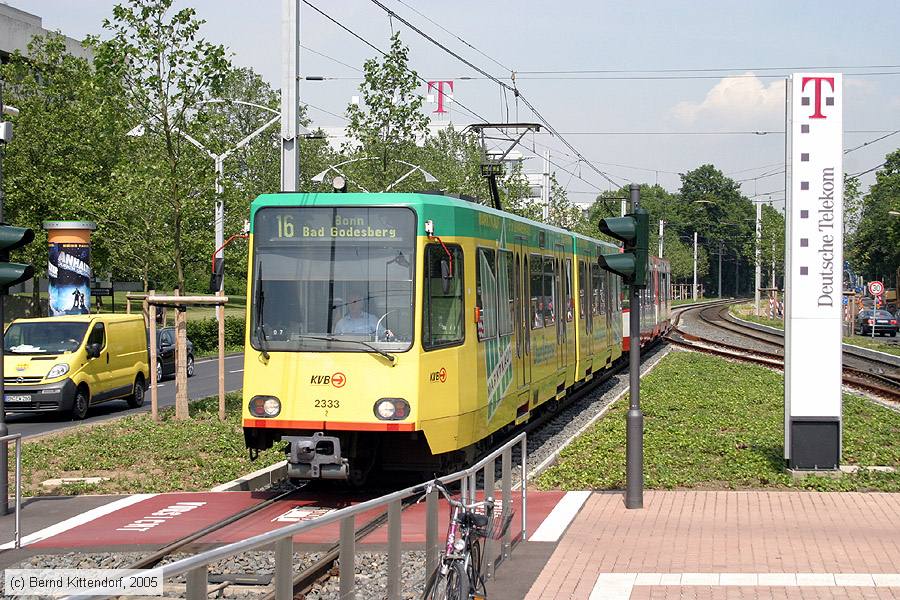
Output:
(333, 290), (394, 341)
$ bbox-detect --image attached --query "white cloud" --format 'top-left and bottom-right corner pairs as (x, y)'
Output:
(671, 73), (785, 125)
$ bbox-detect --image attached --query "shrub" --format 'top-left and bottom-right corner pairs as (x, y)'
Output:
(186, 316), (245, 353)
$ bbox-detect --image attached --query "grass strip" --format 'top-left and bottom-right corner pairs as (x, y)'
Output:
(13, 392), (283, 496)
(537, 351), (900, 492)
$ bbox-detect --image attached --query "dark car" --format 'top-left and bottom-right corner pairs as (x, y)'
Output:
(854, 310), (898, 337)
(155, 327), (195, 380)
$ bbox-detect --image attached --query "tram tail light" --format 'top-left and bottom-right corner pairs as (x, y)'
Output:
(374, 398), (410, 420)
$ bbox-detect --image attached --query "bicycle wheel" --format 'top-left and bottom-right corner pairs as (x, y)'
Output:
(423, 560), (469, 600)
(468, 538), (486, 596)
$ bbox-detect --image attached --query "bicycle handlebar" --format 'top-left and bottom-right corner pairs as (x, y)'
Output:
(416, 479), (495, 511)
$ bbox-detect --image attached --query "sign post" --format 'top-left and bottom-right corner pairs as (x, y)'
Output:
(784, 73), (843, 471)
(867, 282), (884, 341)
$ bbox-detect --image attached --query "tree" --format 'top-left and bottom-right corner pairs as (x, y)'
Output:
(1, 33), (129, 309)
(344, 32), (430, 192)
(846, 149), (900, 284)
(98, 0), (230, 292)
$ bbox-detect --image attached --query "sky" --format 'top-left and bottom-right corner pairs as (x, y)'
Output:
(7, 0), (900, 207)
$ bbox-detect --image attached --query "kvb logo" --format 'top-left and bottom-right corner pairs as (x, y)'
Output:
(801, 76), (835, 119)
(429, 367), (447, 383)
(309, 372), (347, 387)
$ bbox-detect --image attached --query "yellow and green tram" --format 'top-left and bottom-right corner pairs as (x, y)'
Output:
(242, 192), (636, 483)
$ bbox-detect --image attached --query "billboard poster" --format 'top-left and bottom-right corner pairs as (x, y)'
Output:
(48, 241), (92, 316)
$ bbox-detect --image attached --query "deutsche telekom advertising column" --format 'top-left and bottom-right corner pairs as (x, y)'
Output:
(784, 73), (843, 470)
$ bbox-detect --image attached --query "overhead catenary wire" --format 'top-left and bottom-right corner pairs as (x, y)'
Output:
(364, 0), (623, 188)
(303, 0), (618, 195)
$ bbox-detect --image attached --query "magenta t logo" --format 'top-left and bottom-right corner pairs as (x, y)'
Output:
(427, 80), (454, 114)
(801, 76), (835, 119)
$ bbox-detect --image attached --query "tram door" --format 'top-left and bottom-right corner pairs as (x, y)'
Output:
(555, 245), (567, 373)
(515, 242), (530, 390)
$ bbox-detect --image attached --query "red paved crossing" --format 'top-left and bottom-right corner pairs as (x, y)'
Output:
(27, 489), (565, 549)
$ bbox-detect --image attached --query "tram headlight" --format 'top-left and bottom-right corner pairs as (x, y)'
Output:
(249, 395), (281, 417)
(374, 398), (410, 420)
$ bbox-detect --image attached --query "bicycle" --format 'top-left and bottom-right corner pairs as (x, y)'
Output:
(418, 478), (513, 600)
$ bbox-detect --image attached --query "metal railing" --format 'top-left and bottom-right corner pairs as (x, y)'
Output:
(65, 432), (527, 600)
(2, 433), (22, 549)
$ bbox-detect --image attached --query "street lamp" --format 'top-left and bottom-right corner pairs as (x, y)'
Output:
(127, 99), (288, 296)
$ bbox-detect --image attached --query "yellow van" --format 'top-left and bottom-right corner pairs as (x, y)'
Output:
(3, 314), (149, 420)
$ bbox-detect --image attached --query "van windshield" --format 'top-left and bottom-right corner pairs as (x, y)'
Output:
(4, 322), (89, 354)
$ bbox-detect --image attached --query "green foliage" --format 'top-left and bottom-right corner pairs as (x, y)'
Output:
(14, 392), (283, 496)
(97, 0), (231, 292)
(186, 315), (245, 353)
(846, 149), (900, 284)
(537, 351), (900, 492)
(343, 32), (431, 192)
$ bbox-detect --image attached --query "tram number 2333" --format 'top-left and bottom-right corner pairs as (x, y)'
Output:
(314, 399), (341, 408)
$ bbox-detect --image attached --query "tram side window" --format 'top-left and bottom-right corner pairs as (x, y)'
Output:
(591, 263), (602, 316)
(543, 255), (556, 326)
(578, 260), (586, 319)
(530, 254), (543, 329)
(565, 258), (573, 322)
(476, 248), (498, 341)
(423, 244), (464, 350)
(498, 250), (514, 337)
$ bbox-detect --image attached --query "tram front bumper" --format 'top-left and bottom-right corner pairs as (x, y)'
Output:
(285, 432), (349, 480)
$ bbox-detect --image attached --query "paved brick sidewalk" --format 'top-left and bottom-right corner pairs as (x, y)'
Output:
(524, 491), (900, 600)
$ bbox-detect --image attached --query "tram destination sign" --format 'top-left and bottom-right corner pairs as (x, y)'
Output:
(254, 207), (413, 242)
(784, 73), (843, 470)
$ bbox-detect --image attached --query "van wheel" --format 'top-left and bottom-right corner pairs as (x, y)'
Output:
(127, 376), (146, 408)
(72, 387), (89, 420)
(156, 359), (164, 382)
(187, 354), (195, 378)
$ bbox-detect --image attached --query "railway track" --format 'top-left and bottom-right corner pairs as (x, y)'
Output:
(667, 301), (900, 404)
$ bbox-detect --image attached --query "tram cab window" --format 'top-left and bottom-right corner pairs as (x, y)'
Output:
(476, 248), (498, 341)
(423, 244), (464, 350)
(565, 258), (573, 322)
(530, 254), (543, 329)
(249, 206), (415, 353)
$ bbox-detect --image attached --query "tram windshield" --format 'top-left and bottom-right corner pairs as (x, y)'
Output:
(250, 206), (416, 353)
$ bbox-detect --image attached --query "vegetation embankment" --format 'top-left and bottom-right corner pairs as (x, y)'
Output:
(537, 351), (900, 492)
(14, 393), (282, 497)
(730, 302), (900, 357)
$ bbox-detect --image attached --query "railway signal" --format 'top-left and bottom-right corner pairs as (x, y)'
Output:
(597, 207), (650, 287)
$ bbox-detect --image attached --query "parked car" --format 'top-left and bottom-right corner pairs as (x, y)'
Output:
(854, 309), (898, 337)
(3, 314), (149, 420)
(155, 327), (195, 381)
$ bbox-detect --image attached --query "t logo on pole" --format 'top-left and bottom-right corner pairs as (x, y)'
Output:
(597, 183), (649, 508)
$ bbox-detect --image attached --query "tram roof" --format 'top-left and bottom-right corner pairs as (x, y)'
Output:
(251, 192), (620, 251)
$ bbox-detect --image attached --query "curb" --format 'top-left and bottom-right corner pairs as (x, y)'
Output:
(211, 460), (287, 492)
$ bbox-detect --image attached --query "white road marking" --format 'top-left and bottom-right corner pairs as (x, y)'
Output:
(0, 494), (156, 549)
(528, 490), (590, 542)
(589, 572), (900, 599)
(229, 369), (244, 373)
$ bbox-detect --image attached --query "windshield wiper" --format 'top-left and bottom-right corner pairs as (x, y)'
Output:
(297, 335), (396, 364)
(254, 262), (270, 360)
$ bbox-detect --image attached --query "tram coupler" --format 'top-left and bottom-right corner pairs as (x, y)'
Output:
(284, 432), (348, 480)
